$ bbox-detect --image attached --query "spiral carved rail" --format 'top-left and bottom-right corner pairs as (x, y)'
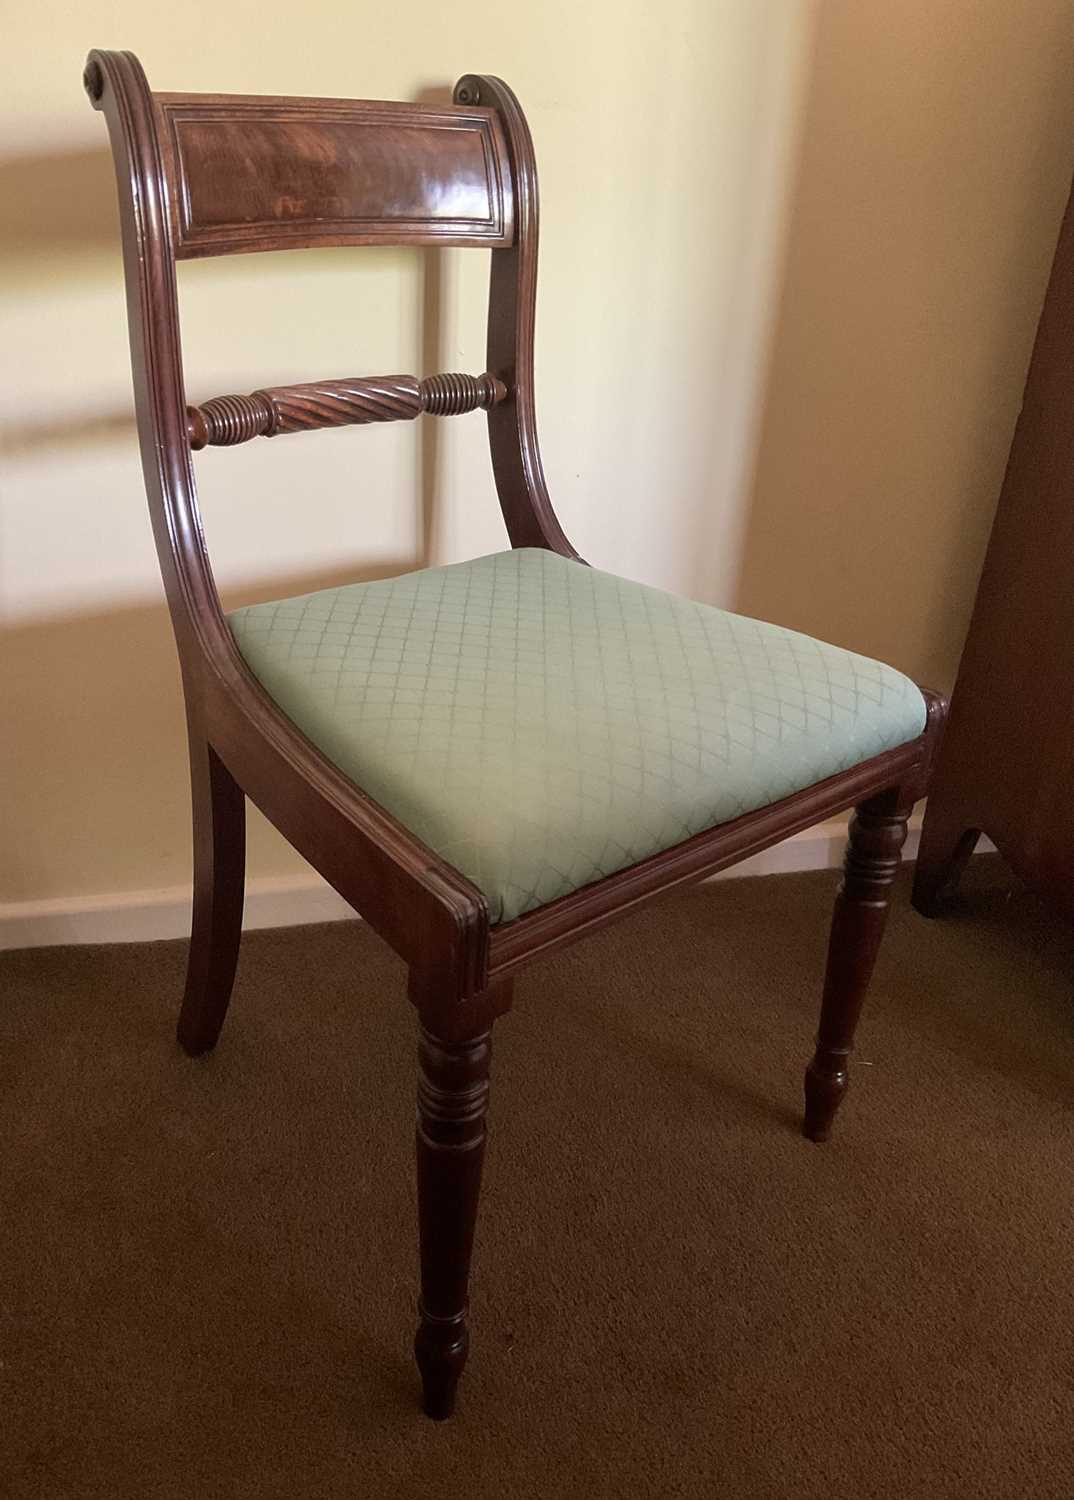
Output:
(187, 371), (509, 449)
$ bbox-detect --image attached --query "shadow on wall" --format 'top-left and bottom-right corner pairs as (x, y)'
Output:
(1, 120), (450, 538)
(0, 561), (419, 907)
(731, 0), (1073, 691)
(2, 146), (138, 451)
(2, 95), (465, 907)
(0, 145), (120, 257)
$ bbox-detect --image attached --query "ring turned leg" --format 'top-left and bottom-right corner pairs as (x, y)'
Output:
(414, 1022), (493, 1420)
(176, 733), (246, 1057)
(804, 787), (911, 1143)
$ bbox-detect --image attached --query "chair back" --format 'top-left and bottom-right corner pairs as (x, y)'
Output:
(83, 50), (576, 679)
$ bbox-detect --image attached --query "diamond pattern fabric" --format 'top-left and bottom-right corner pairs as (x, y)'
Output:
(228, 549), (926, 924)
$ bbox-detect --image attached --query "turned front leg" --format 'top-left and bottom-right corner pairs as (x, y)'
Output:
(414, 1022), (492, 1420)
(804, 787), (911, 1142)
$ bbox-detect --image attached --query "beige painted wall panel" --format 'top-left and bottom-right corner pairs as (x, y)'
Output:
(735, 0), (1073, 689)
(2, 1), (1070, 912)
(1, 2), (812, 904)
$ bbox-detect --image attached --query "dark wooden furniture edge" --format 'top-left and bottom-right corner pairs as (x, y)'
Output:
(913, 186), (1073, 920)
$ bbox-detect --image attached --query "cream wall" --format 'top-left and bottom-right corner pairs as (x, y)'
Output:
(1, 0), (1070, 921)
(1, 0), (813, 908)
(735, 0), (1073, 688)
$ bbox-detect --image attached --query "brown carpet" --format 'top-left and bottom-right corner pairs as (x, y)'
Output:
(1, 863), (1070, 1500)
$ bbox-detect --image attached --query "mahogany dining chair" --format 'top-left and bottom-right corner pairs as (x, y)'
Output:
(85, 49), (946, 1420)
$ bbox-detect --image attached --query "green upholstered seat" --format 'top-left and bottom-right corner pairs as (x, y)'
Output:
(229, 549), (926, 924)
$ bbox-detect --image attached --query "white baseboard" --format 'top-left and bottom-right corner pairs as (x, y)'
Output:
(0, 873), (355, 952)
(1, 811), (962, 952)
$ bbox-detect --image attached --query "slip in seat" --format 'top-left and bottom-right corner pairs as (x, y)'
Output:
(229, 548), (927, 924)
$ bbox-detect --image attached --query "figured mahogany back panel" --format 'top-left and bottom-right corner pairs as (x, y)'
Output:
(156, 93), (513, 257)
